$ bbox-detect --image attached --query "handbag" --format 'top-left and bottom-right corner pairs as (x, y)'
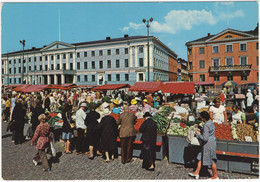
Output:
(23, 123), (30, 136)
(186, 128), (201, 146)
(50, 141), (56, 157)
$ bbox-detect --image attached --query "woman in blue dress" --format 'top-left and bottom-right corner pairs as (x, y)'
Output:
(112, 100), (121, 114)
(189, 111), (219, 180)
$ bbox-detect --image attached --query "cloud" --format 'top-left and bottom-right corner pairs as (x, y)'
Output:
(121, 26), (129, 32)
(151, 10), (217, 34)
(215, 2), (234, 7)
(217, 10), (244, 21)
(129, 22), (144, 30)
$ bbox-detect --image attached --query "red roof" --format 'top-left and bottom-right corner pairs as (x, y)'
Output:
(47, 85), (69, 90)
(162, 82), (195, 94)
(12, 84), (31, 91)
(22, 85), (49, 93)
(129, 82), (163, 93)
(77, 85), (97, 88)
(92, 84), (131, 91)
(194, 81), (214, 86)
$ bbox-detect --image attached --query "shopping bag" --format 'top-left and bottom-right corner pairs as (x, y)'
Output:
(23, 123), (30, 136)
(27, 126), (34, 138)
(50, 141), (56, 157)
(186, 128), (201, 146)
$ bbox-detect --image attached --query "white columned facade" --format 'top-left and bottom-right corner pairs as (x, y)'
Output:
(129, 46), (133, 67)
(47, 75), (51, 84)
(47, 54), (50, 71)
(59, 53), (62, 69)
(66, 53), (69, 70)
(144, 44), (148, 67)
(135, 46), (138, 67)
(54, 53), (56, 70)
(149, 44), (153, 67)
(61, 75), (65, 84)
(35, 75), (38, 85)
(73, 51), (76, 70)
(54, 74), (58, 84)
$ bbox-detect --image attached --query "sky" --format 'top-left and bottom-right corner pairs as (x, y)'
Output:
(1, 1), (259, 59)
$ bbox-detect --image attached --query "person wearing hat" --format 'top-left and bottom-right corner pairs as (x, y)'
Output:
(145, 93), (153, 107)
(31, 114), (52, 171)
(117, 106), (137, 164)
(129, 99), (139, 113)
(99, 108), (119, 163)
(142, 99), (152, 113)
(246, 89), (254, 112)
(139, 112), (157, 171)
(75, 102), (88, 155)
(112, 99), (121, 114)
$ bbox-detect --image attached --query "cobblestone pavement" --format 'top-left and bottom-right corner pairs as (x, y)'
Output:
(1, 122), (259, 180)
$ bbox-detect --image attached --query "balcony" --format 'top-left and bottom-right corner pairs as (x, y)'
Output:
(209, 64), (252, 72)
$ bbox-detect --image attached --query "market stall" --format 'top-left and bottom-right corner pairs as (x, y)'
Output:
(129, 81), (163, 93)
(92, 84), (131, 91)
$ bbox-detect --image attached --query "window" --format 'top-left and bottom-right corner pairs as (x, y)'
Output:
(124, 59), (129, 68)
(77, 62), (80, 69)
(92, 61), (95, 69)
(116, 49), (120, 55)
(9, 60), (11, 64)
(84, 52), (87, 57)
(92, 75), (95, 82)
(9, 68), (11, 74)
(226, 57), (233, 66)
(257, 43), (259, 50)
(188, 62), (192, 70)
(19, 78), (21, 83)
(199, 47), (205, 54)
(84, 62), (88, 69)
(39, 57), (42, 61)
(29, 57), (31, 62)
(51, 65), (53, 70)
(57, 54), (60, 60)
(226, 45), (233, 52)
(2, 68), (4, 74)
(257, 56), (259, 66)
(213, 58), (220, 70)
(14, 68), (16, 74)
(241, 71), (247, 81)
(139, 58), (144, 67)
(213, 46), (219, 53)
(108, 74), (111, 81)
(51, 55), (54, 60)
(188, 48), (192, 55)
(63, 63), (66, 70)
(99, 61), (103, 69)
(70, 63), (73, 70)
(63, 54), (66, 59)
(116, 74), (120, 81)
(34, 57), (36, 62)
(84, 75), (88, 82)
(45, 56), (48, 61)
(77, 52), (80, 58)
(125, 74), (129, 81)
(227, 72), (233, 81)
(107, 50), (111, 55)
(199, 60), (205, 69)
(77, 76), (80, 82)
(116, 60), (120, 68)
(19, 67), (21, 73)
(70, 53), (73, 58)
(57, 64), (60, 70)
(200, 74), (205, 82)
(45, 65), (48, 71)
(225, 35), (233, 38)
(240, 43), (247, 51)
(139, 73), (144, 81)
(91, 51), (95, 57)
(124, 48), (128, 54)
(34, 66), (36, 71)
(107, 60), (111, 68)
(39, 65), (42, 71)
(139, 46), (143, 53)
(240, 56), (247, 65)
(99, 50), (103, 56)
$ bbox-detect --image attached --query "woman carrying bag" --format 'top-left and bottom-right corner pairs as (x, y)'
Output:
(189, 111), (218, 179)
(31, 114), (52, 172)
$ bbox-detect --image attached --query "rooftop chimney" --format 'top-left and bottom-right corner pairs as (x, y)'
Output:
(124, 34), (129, 38)
(32, 47), (36, 50)
(106, 37), (111, 40)
(208, 33), (210, 36)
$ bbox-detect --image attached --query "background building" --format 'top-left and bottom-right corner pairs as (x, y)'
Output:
(177, 58), (189, 82)
(2, 35), (178, 86)
(186, 25), (258, 85)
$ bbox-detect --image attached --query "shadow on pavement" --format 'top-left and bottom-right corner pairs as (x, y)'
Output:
(49, 152), (62, 168)
(2, 134), (12, 139)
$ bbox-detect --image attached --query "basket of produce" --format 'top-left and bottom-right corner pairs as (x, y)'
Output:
(214, 123), (233, 140)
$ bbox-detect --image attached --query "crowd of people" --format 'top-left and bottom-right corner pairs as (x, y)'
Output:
(1, 85), (259, 178)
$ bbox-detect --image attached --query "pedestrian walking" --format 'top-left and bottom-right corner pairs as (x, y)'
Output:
(99, 109), (118, 163)
(31, 100), (45, 135)
(189, 111), (218, 180)
(139, 112), (157, 171)
(117, 106), (137, 164)
(75, 102), (88, 155)
(246, 89), (254, 113)
(31, 114), (52, 171)
(85, 104), (102, 159)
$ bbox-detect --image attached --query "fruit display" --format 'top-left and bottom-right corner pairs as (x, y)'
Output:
(214, 123), (233, 140)
(134, 118), (145, 132)
(235, 123), (258, 142)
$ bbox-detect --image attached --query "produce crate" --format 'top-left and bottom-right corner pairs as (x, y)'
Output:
(168, 135), (189, 164)
(117, 132), (166, 160)
(215, 139), (229, 171)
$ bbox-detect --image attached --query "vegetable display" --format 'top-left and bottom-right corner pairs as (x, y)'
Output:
(167, 124), (190, 136)
(152, 113), (170, 133)
(214, 123), (233, 140)
(48, 116), (63, 127)
(235, 123), (258, 142)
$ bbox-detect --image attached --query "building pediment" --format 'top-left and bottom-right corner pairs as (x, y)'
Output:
(206, 29), (255, 42)
(40, 41), (75, 51)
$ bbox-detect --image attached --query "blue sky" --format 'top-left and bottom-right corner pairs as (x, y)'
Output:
(1, 1), (258, 59)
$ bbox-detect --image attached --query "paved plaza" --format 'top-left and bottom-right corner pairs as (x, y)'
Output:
(1, 122), (259, 180)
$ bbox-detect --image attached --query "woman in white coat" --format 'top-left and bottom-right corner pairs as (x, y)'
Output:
(246, 89), (254, 112)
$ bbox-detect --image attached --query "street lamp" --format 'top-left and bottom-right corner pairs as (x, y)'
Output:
(142, 17), (153, 82)
(19, 40), (25, 84)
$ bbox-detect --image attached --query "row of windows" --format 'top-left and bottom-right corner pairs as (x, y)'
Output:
(196, 74), (252, 82)
(77, 73), (145, 82)
(189, 56), (258, 70)
(188, 42), (258, 55)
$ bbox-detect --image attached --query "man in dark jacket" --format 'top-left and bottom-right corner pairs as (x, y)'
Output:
(139, 112), (157, 171)
(117, 107), (137, 164)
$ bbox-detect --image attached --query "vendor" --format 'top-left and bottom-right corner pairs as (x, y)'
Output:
(112, 100), (121, 114)
(231, 105), (246, 124)
(142, 99), (152, 113)
(209, 97), (228, 124)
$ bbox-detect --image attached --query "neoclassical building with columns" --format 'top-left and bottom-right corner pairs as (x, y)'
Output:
(1, 35), (178, 86)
